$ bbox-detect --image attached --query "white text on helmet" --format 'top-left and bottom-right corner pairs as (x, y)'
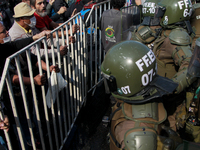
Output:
(143, 2), (155, 8)
(176, 0), (193, 18)
(141, 68), (155, 86)
(177, 0), (192, 10)
(135, 50), (156, 72)
(142, 2), (156, 14)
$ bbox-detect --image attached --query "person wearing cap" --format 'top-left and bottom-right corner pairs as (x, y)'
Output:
(9, 2), (69, 59)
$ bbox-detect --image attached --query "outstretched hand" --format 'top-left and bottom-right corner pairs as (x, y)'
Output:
(50, 65), (60, 73)
(34, 73), (46, 85)
(68, 36), (75, 44)
(49, 0), (55, 5)
(33, 30), (51, 41)
(0, 115), (10, 132)
(60, 45), (68, 56)
(71, 8), (77, 18)
(72, 24), (80, 34)
(57, 6), (67, 15)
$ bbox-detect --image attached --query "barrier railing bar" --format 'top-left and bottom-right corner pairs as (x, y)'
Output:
(49, 35), (59, 150)
(26, 50), (46, 150)
(55, 30), (64, 144)
(60, 26), (68, 137)
(76, 16), (82, 111)
(5, 73), (25, 150)
(15, 55), (36, 150)
(43, 38), (54, 150)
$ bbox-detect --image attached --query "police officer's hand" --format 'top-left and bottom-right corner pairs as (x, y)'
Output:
(34, 73), (46, 85)
(59, 45), (68, 56)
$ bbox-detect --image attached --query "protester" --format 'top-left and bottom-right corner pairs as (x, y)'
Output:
(51, 0), (69, 22)
(30, 0), (79, 37)
(46, 0), (67, 22)
(9, 2), (68, 58)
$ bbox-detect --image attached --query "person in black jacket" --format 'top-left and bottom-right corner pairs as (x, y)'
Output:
(46, 0), (67, 22)
(61, 0), (105, 24)
(52, 0), (69, 22)
(0, 22), (59, 149)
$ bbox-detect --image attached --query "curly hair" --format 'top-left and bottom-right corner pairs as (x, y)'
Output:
(111, 0), (126, 9)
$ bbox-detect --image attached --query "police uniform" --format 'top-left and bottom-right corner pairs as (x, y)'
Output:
(105, 0), (198, 149)
(190, 3), (200, 50)
(101, 40), (179, 150)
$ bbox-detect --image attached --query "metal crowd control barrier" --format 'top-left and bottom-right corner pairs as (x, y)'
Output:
(0, 12), (86, 150)
(84, 1), (141, 94)
(85, 0), (111, 94)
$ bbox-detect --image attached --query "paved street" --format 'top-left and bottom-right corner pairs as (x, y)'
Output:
(65, 81), (111, 150)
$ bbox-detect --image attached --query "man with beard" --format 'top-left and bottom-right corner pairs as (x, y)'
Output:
(30, 0), (79, 37)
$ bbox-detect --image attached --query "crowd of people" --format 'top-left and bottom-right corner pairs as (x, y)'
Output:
(0, 0), (200, 149)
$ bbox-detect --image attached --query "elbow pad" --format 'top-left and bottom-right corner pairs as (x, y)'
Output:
(172, 70), (196, 94)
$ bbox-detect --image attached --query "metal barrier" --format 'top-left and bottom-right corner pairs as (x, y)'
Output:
(0, 12), (86, 150)
(85, 0), (111, 94)
(84, 1), (141, 94)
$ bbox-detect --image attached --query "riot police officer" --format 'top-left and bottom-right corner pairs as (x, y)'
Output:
(101, 40), (180, 150)
(130, 0), (197, 133)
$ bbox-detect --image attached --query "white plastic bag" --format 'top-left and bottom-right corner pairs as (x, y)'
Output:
(45, 71), (67, 108)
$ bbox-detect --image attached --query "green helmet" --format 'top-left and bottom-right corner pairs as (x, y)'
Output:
(142, 0), (160, 17)
(141, 0), (161, 26)
(156, 0), (193, 26)
(101, 41), (157, 97)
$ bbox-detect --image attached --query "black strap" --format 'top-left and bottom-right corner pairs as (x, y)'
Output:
(109, 103), (122, 148)
(110, 130), (121, 148)
(109, 103), (122, 123)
